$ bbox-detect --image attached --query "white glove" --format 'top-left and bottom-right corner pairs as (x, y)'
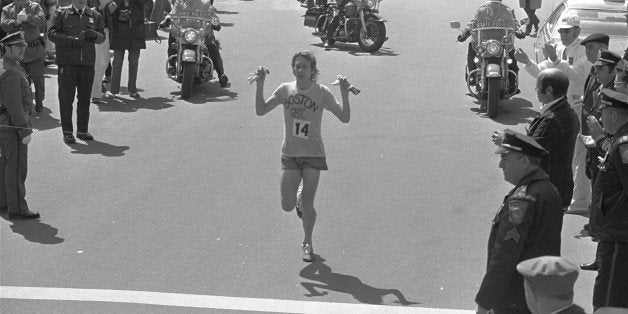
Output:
(17, 10), (27, 23)
(22, 134), (31, 145)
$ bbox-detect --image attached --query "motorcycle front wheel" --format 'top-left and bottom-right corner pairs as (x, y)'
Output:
(358, 20), (386, 53)
(486, 77), (500, 118)
(181, 62), (195, 99)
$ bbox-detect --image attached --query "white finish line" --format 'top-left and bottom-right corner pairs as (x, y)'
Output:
(1, 286), (474, 313)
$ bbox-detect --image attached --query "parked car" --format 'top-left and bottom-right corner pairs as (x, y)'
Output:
(534, 0), (627, 62)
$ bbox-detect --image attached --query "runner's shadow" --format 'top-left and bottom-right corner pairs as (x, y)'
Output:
(0, 213), (64, 244)
(29, 107), (61, 131)
(299, 255), (419, 306)
(69, 140), (130, 157)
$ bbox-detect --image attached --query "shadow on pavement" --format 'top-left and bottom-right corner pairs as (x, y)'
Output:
(172, 83), (238, 105)
(69, 140), (130, 157)
(217, 10), (239, 14)
(219, 22), (234, 27)
(0, 213), (65, 244)
(312, 43), (399, 57)
(469, 97), (536, 125)
(30, 107), (61, 131)
(95, 95), (175, 113)
(299, 255), (419, 306)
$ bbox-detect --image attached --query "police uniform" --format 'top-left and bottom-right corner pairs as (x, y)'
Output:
(0, 32), (38, 219)
(0, 0), (47, 112)
(476, 130), (564, 313)
(590, 88), (628, 309)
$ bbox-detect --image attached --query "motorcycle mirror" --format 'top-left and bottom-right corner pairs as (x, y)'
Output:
(450, 21), (460, 29)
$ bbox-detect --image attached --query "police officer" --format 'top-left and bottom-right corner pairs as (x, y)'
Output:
(516, 256), (586, 314)
(589, 88), (628, 309)
(48, 0), (105, 144)
(476, 129), (564, 314)
(0, 32), (39, 219)
(1, 0), (47, 113)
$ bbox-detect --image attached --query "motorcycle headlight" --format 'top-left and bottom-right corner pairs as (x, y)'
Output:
(183, 29), (199, 43)
(486, 40), (502, 56)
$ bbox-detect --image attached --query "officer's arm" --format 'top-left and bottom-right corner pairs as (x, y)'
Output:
(92, 13), (106, 44)
(0, 7), (20, 33)
(616, 143), (628, 195)
(0, 71), (32, 138)
(24, 4), (46, 27)
(48, 10), (83, 47)
(475, 196), (537, 309)
(528, 116), (565, 150)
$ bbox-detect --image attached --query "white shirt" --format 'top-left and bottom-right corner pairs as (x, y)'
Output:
(525, 38), (591, 106)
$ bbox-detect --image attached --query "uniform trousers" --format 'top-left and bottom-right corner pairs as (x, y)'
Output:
(110, 49), (140, 95)
(91, 28), (110, 99)
(594, 241), (628, 309)
(0, 130), (29, 214)
(571, 102), (591, 211)
(22, 57), (45, 105)
(58, 65), (95, 134)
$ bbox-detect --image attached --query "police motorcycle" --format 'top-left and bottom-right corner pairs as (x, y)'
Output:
(304, 0), (387, 53)
(161, 11), (217, 99)
(451, 21), (521, 118)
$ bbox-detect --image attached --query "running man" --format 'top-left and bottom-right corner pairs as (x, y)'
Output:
(253, 51), (352, 262)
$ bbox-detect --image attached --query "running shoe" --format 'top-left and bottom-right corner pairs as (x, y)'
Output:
(302, 243), (314, 262)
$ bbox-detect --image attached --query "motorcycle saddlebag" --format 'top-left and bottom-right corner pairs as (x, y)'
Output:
(304, 7), (325, 27)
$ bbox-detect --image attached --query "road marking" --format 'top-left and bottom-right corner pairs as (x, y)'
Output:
(1, 286), (474, 313)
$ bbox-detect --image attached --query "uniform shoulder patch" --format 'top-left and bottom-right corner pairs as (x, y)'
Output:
(504, 228), (520, 243)
(619, 143), (628, 165)
(508, 200), (528, 224)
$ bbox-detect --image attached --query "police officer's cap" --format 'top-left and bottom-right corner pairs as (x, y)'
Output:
(516, 256), (579, 297)
(495, 129), (547, 159)
(0, 31), (26, 47)
(581, 33), (610, 46)
(599, 88), (628, 110)
(594, 49), (622, 67)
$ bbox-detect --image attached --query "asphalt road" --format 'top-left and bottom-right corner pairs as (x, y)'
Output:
(1, 0), (599, 312)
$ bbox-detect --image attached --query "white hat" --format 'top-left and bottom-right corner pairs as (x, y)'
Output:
(558, 15), (580, 29)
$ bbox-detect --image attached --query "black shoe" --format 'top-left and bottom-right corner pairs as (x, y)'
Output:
(580, 261), (599, 271)
(219, 74), (228, 87)
(63, 133), (76, 144)
(8, 210), (40, 219)
(77, 132), (94, 141)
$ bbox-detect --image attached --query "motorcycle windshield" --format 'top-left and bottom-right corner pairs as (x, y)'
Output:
(474, 27), (510, 44)
(170, 5), (219, 40)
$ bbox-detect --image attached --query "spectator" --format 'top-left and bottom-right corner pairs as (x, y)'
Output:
(519, 0), (541, 38)
(516, 256), (586, 314)
(0, 0), (13, 39)
(48, 0), (105, 143)
(42, 0), (57, 65)
(1, 0), (46, 113)
(88, 0), (114, 104)
(0, 31), (38, 219)
(493, 68), (579, 209)
(514, 15), (593, 214)
(477, 129), (563, 314)
(108, 0), (148, 98)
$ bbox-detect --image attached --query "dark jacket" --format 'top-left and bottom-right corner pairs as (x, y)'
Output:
(527, 96), (580, 207)
(109, 0), (147, 50)
(475, 169), (564, 311)
(48, 5), (106, 66)
(88, 0), (113, 29)
(0, 58), (33, 139)
(558, 304), (587, 314)
(590, 122), (628, 242)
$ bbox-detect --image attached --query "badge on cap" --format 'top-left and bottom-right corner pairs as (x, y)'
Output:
(504, 228), (521, 243)
(89, 18), (94, 23)
(509, 200), (527, 224)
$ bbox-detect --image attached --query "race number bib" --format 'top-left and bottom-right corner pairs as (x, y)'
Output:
(292, 119), (310, 139)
